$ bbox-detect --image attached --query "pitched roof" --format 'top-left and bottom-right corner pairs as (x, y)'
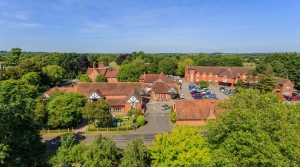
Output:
(275, 79), (294, 86)
(76, 82), (145, 97)
(142, 74), (160, 83)
(105, 67), (119, 78)
(106, 98), (126, 106)
(151, 80), (178, 94)
(44, 86), (78, 96)
(124, 88), (143, 102)
(188, 66), (250, 79)
(174, 99), (222, 120)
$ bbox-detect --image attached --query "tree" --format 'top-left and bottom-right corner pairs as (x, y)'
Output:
(235, 79), (245, 90)
(151, 126), (211, 166)
(81, 135), (119, 167)
(175, 58), (194, 76)
(21, 72), (41, 86)
(170, 107), (176, 123)
(51, 133), (86, 166)
(0, 80), (46, 166)
(116, 54), (131, 65)
(109, 61), (118, 67)
(42, 65), (66, 85)
(58, 53), (79, 79)
(47, 92), (86, 128)
(18, 58), (41, 74)
(77, 74), (92, 82)
(158, 57), (177, 75)
(117, 59), (146, 82)
(9, 48), (21, 64)
(199, 81), (210, 88)
(208, 89), (300, 166)
(95, 74), (107, 82)
(78, 55), (90, 72)
(270, 60), (288, 78)
(82, 100), (112, 127)
(136, 115), (146, 126)
(257, 73), (276, 92)
(120, 138), (151, 167)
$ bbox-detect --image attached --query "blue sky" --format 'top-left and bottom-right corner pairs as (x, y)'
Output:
(0, 0), (299, 53)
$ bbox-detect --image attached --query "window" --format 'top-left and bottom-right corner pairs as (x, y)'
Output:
(114, 107), (122, 112)
(286, 86), (291, 89)
(90, 98), (98, 102)
(109, 108), (112, 112)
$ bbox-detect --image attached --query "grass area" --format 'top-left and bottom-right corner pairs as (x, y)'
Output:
(87, 115), (136, 132)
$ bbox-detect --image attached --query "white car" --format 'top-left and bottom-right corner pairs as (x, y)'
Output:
(179, 94), (185, 99)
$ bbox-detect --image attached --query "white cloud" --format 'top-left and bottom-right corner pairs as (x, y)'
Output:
(7, 22), (41, 28)
(2, 12), (29, 19)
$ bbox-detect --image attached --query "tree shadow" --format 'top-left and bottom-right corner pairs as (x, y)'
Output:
(44, 132), (86, 152)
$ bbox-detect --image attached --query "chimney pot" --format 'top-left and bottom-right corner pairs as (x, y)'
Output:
(98, 62), (104, 68)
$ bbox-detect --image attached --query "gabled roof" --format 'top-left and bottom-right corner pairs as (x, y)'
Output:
(88, 89), (103, 99)
(77, 82), (145, 97)
(105, 67), (119, 78)
(141, 74), (161, 83)
(188, 66), (250, 79)
(125, 88), (142, 102)
(275, 79), (294, 87)
(151, 80), (178, 94)
(175, 99), (222, 120)
(44, 86), (78, 96)
(86, 68), (106, 75)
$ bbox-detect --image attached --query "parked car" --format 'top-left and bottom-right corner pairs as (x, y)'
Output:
(291, 96), (299, 101)
(194, 93), (201, 99)
(283, 95), (292, 101)
(219, 87), (226, 92)
(161, 104), (170, 110)
(292, 93), (300, 100)
(179, 94), (185, 99)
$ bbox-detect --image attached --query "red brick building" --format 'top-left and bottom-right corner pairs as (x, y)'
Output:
(140, 73), (181, 101)
(86, 62), (119, 83)
(44, 82), (145, 115)
(173, 99), (222, 126)
(185, 66), (254, 87)
(273, 79), (294, 100)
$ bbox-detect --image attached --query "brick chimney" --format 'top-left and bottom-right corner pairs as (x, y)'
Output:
(93, 62), (96, 69)
(98, 62), (104, 68)
(208, 101), (216, 120)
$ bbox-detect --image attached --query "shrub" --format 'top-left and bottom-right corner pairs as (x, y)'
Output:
(95, 74), (107, 82)
(170, 107), (176, 123)
(136, 115), (146, 126)
(127, 109), (143, 117)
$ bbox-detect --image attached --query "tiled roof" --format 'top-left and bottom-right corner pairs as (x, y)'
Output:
(105, 67), (119, 78)
(106, 98), (126, 106)
(275, 78), (294, 86)
(124, 88), (143, 102)
(151, 80), (178, 94)
(174, 99), (222, 120)
(142, 74), (160, 83)
(44, 86), (78, 96)
(76, 82), (145, 97)
(188, 66), (250, 79)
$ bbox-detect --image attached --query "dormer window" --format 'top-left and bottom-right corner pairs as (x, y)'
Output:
(89, 91), (101, 102)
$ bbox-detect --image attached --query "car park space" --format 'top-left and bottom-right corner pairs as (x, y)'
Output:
(188, 82), (219, 100)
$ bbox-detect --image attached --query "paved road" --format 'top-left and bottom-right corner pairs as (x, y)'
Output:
(208, 85), (229, 100)
(43, 99), (174, 150)
(181, 78), (193, 99)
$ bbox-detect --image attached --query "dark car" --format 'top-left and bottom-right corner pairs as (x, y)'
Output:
(283, 95), (292, 101)
(194, 93), (201, 99)
(292, 93), (300, 100)
(219, 87), (226, 92)
(161, 104), (170, 110)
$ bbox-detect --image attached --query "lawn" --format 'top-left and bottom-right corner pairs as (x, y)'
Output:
(87, 115), (136, 131)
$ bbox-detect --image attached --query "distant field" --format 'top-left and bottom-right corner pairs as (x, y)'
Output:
(243, 63), (256, 68)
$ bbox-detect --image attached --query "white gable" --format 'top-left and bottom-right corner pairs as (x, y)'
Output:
(168, 88), (177, 93)
(127, 96), (139, 103)
(89, 92), (101, 99)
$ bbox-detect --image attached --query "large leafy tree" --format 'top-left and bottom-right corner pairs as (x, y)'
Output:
(21, 72), (41, 86)
(158, 57), (177, 75)
(47, 92), (86, 128)
(120, 138), (151, 167)
(78, 55), (90, 72)
(116, 54), (131, 65)
(208, 89), (300, 166)
(0, 80), (46, 166)
(117, 59), (146, 82)
(9, 47), (22, 64)
(82, 100), (111, 127)
(58, 53), (79, 79)
(151, 126), (211, 166)
(42, 65), (66, 85)
(77, 74), (92, 82)
(81, 135), (120, 167)
(95, 74), (107, 82)
(175, 58), (194, 76)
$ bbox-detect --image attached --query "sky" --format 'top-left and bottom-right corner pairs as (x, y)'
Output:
(0, 0), (300, 53)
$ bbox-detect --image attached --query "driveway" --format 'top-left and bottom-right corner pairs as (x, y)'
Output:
(181, 78), (193, 99)
(208, 85), (229, 100)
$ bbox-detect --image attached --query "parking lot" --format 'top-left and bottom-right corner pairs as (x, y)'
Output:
(208, 84), (229, 100)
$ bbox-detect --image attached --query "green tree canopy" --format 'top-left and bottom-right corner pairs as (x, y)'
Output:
(175, 58), (194, 76)
(208, 89), (300, 166)
(151, 126), (211, 166)
(81, 135), (119, 167)
(120, 138), (151, 167)
(95, 74), (107, 82)
(47, 92), (86, 128)
(21, 72), (41, 86)
(42, 65), (66, 85)
(117, 59), (146, 82)
(0, 80), (46, 166)
(77, 74), (92, 82)
(158, 57), (177, 75)
(82, 100), (111, 127)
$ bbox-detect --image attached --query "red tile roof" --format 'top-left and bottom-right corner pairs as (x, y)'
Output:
(105, 67), (119, 78)
(174, 99), (222, 120)
(188, 66), (250, 79)
(44, 86), (78, 96)
(275, 79), (294, 86)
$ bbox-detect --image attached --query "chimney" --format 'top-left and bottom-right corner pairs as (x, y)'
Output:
(208, 101), (216, 119)
(98, 62), (104, 68)
(93, 62), (96, 69)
